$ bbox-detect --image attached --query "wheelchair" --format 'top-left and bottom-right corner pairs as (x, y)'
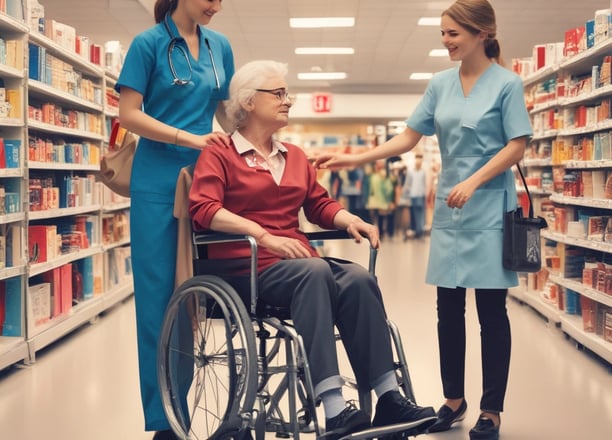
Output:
(157, 230), (430, 440)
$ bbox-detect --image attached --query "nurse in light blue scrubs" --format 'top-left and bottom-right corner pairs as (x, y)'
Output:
(313, 2), (531, 439)
(114, 0), (234, 437)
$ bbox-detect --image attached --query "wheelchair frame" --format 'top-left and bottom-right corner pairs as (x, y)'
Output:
(157, 230), (419, 440)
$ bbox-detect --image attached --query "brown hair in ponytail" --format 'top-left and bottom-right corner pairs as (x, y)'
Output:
(442, 0), (504, 65)
(154, 0), (178, 24)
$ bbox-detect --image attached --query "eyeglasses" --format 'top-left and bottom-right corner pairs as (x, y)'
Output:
(256, 88), (295, 103)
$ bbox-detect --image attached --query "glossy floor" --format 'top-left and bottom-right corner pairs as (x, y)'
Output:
(0, 237), (611, 440)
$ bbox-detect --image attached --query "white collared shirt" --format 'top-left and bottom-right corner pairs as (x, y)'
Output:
(232, 131), (287, 185)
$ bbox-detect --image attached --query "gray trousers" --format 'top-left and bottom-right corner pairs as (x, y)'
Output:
(257, 257), (395, 397)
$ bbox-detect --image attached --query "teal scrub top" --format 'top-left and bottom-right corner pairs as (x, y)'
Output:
(407, 63), (533, 289)
(115, 14), (235, 202)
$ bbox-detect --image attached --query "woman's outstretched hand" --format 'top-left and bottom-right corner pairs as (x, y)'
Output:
(311, 153), (356, 170)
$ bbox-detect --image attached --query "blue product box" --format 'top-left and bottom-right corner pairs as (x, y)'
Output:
(586, 19), (595, 48)
(3, 139), (20, 168)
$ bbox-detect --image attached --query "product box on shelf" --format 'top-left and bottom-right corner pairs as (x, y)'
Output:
(28, 224), (58, 264)
(580, 295), (597, 332)
(28, 0), (45, 33)
(27, 282), (51, 334)
(586, 19), (596, 49)
(564, 26), (586, 57)
(1, 277), (21, 336)
(41, 268), (61, 318)
(604, 310), (612, 342)
(594, 9), (611, 45)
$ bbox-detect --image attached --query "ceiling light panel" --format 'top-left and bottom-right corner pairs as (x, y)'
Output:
(428, 49), (448, 57)
(410, 73), (433, 80)
(290, 17), (355, 28)
(417, 17), (441, 26)
(298, 72), (348, 80)
(295, 47), (355, 55)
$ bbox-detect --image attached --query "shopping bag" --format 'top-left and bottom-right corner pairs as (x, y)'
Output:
(100, 120), (137, 197)
(502, 164), (547, 272)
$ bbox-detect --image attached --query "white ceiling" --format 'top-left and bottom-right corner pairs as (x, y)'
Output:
(40, 0), (612, 95)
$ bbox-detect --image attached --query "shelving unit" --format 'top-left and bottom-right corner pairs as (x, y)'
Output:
(0, 9), (30, 371)
(517, 33), (612, 365)
(0, 4), (132, 370)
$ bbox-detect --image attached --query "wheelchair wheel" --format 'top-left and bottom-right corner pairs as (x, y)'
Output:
(158, 275), (258, 440)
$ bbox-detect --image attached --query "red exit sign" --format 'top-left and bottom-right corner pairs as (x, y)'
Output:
(312, 93), (332, 113)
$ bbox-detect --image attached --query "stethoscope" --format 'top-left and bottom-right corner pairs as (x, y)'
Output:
(163, 14), (220, 89)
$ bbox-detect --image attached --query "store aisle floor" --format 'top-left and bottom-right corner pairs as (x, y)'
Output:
(0, 237), (611, 440)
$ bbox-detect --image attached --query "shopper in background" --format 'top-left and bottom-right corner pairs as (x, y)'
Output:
(115, 0), (234, 438)
(406, 153), (427, 239)
(396, 162), (412, 241)
(367, 160), (396, 240)
(314, 1), (532, 439)
(189, 59), (436, 440)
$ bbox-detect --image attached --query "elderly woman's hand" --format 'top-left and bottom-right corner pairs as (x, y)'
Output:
(346, 219), (380, 249)
(258, 232), (313, 259)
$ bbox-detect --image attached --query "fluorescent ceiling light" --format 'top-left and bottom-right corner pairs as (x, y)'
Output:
(410, 73), (433, 80)
(429, 49), (448, 57)
(290, 17), (355, 28)
(295, 47), (355, 55)
(298, 72), (347, 80)
(418, 17), (441, 26)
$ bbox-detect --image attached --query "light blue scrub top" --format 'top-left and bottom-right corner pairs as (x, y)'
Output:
(115, 15), (234, 202)
(407, 63), (533, 289)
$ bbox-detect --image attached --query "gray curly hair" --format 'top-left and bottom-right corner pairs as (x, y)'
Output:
(225, 60), (289, 129)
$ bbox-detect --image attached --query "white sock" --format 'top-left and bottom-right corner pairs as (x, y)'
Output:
(372, 370), (399, 398)
(320, 388), (346, 419)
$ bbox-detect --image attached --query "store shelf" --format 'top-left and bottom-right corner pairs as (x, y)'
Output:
(29, 246), (104, 277)
(103, 281), (134, 310)
(26, 295), (107, 361)
(510, 287), (562, 324)
(522, 30), (612, 369)
(28, 205), (102, 221)
(0, 3), (133, 372)
(560, 314), (612, 364)
(0, 266), (26, 282)
(0, 337), (29, 371)
(549, 274), (612, 308)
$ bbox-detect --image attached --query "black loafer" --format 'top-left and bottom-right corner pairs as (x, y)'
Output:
(469, 415), (500, 440)
(427, 399), (467, 433)
(152, 430), (179, 440)
(325, 401), (371, 440)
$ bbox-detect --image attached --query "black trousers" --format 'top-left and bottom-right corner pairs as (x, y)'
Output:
(436, 287), (511, 413)
(257, 257), (395, 397)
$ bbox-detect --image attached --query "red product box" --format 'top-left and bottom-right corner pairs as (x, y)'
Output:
(28, 225), (52, 263)
(564, 26), (586, 57)
(580, 295), (597, 333)
(533, 44), (546, 70)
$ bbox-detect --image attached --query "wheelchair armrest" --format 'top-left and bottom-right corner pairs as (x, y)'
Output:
(305, 230), (378, 275)
(192, 232), (256, 246)
(192, 231), (259, 315)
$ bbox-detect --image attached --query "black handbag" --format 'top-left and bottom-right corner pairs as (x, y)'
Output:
(502, 163), (548, 272)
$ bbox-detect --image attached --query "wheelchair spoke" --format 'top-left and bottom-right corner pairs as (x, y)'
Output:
(159, 277), (258, 440)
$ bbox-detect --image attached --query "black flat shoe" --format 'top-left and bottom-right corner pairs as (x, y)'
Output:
(427, 399), (467, 433)
(468, 414), (500, 440)
(152, 430), (179, 440)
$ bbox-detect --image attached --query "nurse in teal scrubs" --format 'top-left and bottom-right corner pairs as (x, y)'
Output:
(115, 0), (234, 438)
(314, 2), (531, 439)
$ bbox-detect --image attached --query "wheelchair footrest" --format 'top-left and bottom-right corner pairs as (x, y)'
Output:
(333, 416), (437, 440)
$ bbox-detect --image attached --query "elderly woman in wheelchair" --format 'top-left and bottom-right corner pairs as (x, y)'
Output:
(177, 60), (437, 440)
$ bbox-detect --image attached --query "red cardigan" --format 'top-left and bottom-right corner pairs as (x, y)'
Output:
(189, 140), (343, 273)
